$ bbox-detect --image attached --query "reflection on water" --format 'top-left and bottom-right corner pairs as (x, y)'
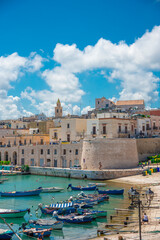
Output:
(0, 175), (131, 240)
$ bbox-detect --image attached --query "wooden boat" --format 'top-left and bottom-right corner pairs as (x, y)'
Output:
(88, 182), (107, 187)
(2, 172), (17, 176)
(77, 209), (107, 218)
(0, 229), (14, 240)
(41, 186), (64, 193)
(23, 227), (52, 238)
(67, 184), (97, 191)
(55, 214), (93, 224)
(0, 208), (30, 218)
(0, 188), (42, 197)
(98, 189), (124, 195)
(29, 219), (63, 230)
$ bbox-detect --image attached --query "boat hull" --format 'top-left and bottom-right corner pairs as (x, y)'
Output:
(41, 187), (64, 193)
(0, 231), (14, 240)
(23, 228), (52, 238)
(98, 189), (124, 195)
(0, 189), (42, 197)
(0, 208), (29, 218)
(29, 221), (63, 230)
(68, 184), (97, 191)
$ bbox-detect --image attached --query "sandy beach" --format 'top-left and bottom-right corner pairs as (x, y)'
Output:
(90, 171), (160, 240)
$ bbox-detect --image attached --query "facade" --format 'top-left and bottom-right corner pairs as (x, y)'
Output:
(136, 118), (151, 137)
(55, 99), (63, 118)
(116, 100), (145, 111)
(95, 97), (115, 110)
(49, 127), (62, 142)
(150, 115), (160, 136)
(11, 120), (29, 129)
(61, 118), (87, 142)
(29, 121), (54, 134)
(97, 112), (129, 119)
(86, 119), (99, 137)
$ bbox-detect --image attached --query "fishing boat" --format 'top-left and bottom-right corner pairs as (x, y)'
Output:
(77, 209), (107, 218)
(29, 219), (63, 230)
(0, 229), (14, 240)
(67, 184), (97, 191)
(88, 183), (107, 187)
(0, 188), (42, 197)
(39, 201), (74, 215)
(41, 186), (64, 193)
(0, 208), (30, 218)
(98, 189), (124, 195)
(55, 214), (93, 224)
(23, 227), (52, 238)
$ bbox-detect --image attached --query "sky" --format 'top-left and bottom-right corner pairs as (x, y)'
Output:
(0, 0), (160, 119)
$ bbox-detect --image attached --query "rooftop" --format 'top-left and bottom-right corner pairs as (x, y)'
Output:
(116, 99), (144, 106)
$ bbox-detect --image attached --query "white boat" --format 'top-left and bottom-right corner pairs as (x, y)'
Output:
(41, 187), (64, 193)
(88, 183), (107, 187)
(0, 208), (30, 218)
(29, 219), (63, 230)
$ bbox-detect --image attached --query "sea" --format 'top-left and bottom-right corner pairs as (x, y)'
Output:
(0, 175), (131, 240)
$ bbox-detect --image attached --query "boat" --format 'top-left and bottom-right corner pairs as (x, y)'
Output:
(41, 187), (64, 193)
(0, 208), (30, 218)
(39, 201), (74, 215)
(0, 178), (8, 181)
(67, 184), (97, 191)
(88, 183), (107, 187)
(0, 229), (14, 240)
(55, 214), (93, 224)
(0, 188), (42, 197)
(29, 219), (63, 230)
(77, 209), (107, 218)
(23, 227), (52, 238)
(98, 189), (124, 195)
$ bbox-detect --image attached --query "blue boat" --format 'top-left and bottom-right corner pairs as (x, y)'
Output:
(23, 227), (52, 238)
(0, 230), (14, 240)
(55, 214), (93, 223)
(29, 219), (63, 230)
(0, 188), (42, 197)
(98, 189), (124, 195)
(67, 184), (97, 191)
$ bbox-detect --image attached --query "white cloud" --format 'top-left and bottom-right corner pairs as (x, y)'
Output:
(81, 106), (93, 115)
(51, 26), (160, 104)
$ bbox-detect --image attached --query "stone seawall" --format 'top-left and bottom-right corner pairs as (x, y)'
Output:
(137, 138), (160, 161)
(29, 166), (143, 180)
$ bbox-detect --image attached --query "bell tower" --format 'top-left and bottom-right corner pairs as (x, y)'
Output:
(55, 99), (63, 118)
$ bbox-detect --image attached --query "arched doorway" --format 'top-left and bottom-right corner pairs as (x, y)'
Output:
(13, 152), (17, 165)
(4, 151), (8, 161)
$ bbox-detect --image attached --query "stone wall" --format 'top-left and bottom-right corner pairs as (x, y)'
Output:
(81, 138), (139, 170)
(30, 166), (143, 180)
(136, 138), (160, 161)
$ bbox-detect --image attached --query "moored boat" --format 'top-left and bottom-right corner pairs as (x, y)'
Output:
(0, 208), (30, 218)
(55, 214), (93, 224)
(88, 183), (107, 187)
(23, 227), (52, 238)
(41, 186), (64, 193)
(98, 189), (124, 195)
(29, 219), (63, 230)
(67, 184), (97, 191)
(77, 209), (107, 218)
(0, 188), (42, 197)
(0, 229), (14, 240)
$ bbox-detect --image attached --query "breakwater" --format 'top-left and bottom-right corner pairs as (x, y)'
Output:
(29, 166), (143, 180)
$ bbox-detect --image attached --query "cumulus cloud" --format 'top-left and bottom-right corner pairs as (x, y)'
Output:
(81, 106), (93, 115)
(50, 26), (160, 104)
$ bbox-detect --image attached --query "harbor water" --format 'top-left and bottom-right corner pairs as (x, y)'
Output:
(0, 175), (131, 240)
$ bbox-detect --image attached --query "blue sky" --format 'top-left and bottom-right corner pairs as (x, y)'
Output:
(0, 0), (160, 119)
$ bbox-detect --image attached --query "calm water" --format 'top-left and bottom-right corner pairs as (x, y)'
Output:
(0, 175), (131, 240)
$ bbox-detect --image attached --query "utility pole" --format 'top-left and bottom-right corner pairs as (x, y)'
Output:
(138, 199), (142, 240)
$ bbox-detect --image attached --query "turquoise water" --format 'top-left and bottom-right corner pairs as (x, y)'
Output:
(0, 175), (130, 240)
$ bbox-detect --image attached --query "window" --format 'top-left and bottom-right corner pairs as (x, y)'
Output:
(40, 139), (43, 144)
(47, 149), (50, 154)
(54, 132), (57, 139)
(29, 139), (32, 144)
(142, 125), (145, 132)
(92, 126), (96, 135)
(31, 149), (34, 154)
(41, 149), (43, 154)
(14, 140), (16, 145)
(30, 158), (34, 166)
(21, 158), (25, 165)
(118, 125), (121, 133)
(67, 134), (70, 142)
(57, 109), (58, 113)
(98, 101), (99, 104)
(131, 125), (134, 131)
(103, 126), (106, 134)
(75, 149), (78, 155)
(67, 123), (70, 128)
(22, 149), (24, 154)
(54, 159), (57, 167)
(125, 126), (128, 133)
(24, 139), (26, 145)
(63, 149), (66, 155)
(54, 149), (57, 155)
